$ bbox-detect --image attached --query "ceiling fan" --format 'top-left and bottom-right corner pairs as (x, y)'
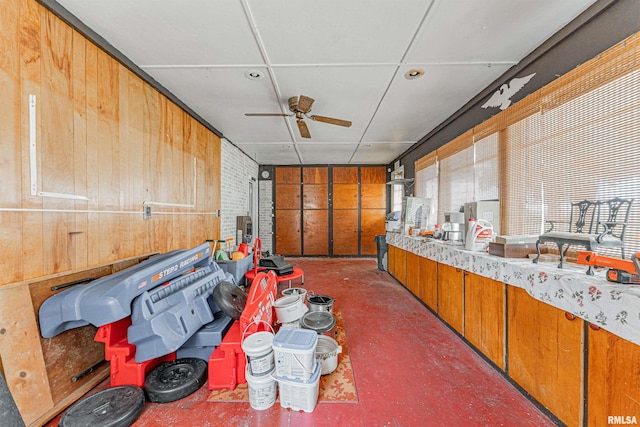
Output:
(244, 95), (352, 139)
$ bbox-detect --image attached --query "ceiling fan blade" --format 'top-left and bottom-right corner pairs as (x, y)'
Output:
(297, 119), (311, 138)
(245, 113), (291, 117)
(309, 115), (352, 127)
(296, 95), (315, 113)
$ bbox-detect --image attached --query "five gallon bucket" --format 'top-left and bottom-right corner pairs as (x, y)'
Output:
(308, 294), (334, 313)
(245, 366), (277, 410)
(241, 331), (275, 377)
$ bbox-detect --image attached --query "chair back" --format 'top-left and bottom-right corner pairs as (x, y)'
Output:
(568, 200), (599, 233)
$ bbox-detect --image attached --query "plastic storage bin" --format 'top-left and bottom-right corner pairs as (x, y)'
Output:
(276, 361), (321, 412)
(216, 255), (253, 286)
(272, 328), (317, 380)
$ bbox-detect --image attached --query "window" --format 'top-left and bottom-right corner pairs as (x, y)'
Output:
(390, 167), (404, 213)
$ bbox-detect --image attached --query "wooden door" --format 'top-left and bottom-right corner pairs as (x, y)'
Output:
(393, 247), (407, 285)
(464, 273), (505, 369)
(275, 167), (301, 255)
(588, 326), (640, 426)
(437, 264), (464, 334)
(332, 167), (359, 255)
(360, 166), (386, 255)
(419, 256), (437, 310)
(302, 167), (329, 255)
(508, 286), (583, 426)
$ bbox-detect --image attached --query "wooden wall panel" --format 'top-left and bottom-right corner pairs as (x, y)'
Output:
(360, 183), (386, 209)
(303, 210), (329, 255)
(303, 166), (328, 184)
(437, 264), (464, 334)
(508, 286), (583, 426)
(360, 208), (385, 255)
(332, 166), (358, 183)
(464, 273), (505, 369)
(303, 184), (328, 209)
(360, 166), (386, 183)
(419, 256), (437, 309)
(276, 184), (301, 210)
(276, 167), (301, 184)
(588, 327), (640, 426)
(275, 209), (301, 255)
(333, 184), (358, 209)
(332, 209), (358, 255)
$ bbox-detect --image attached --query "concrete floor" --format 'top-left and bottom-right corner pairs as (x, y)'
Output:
(49, 257), (557, 427)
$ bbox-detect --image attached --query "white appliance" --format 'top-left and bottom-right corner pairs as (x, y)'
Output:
(464, 201), (500, 240)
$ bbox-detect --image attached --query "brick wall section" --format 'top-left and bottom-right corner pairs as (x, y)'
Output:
(259, 180), (273, 254)
(220, 139), (259, 246)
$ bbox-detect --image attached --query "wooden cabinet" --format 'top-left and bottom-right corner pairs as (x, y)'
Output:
(275, 167), (302, 255)
(405, 252), (421, 297)
(588, 325), (640, 426)
(437, 264), (464, 334)
(508, 286), (583, 426)
(393, 246), (407, 285)
(464, 273), (505, 369)
(332, 209), (359, 255)
(332, 167), (359, 255)
(418, 256), (437, 310)
(387, 245), (396, 277)
(359, 167), (386, 255)
(302, 167), (329, 255)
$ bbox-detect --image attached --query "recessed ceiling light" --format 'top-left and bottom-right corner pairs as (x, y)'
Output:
(404, 68), (425, 80)
(244, 70), (264, 80)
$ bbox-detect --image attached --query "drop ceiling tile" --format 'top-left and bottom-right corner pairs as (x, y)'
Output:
(364, 63), (512, 142)
(271, 66), (398, 142)
(407, 0), (597, 63)
(297, 143), (358, 165)
(143, 67), (293, 143)
(246, 0), (433, 64)
(58, 0), (264, 65)
(351, 142), (415, 164)
(236, 143), (301, 165)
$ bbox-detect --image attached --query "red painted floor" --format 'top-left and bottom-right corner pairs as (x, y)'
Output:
(48, 258), (556, 427)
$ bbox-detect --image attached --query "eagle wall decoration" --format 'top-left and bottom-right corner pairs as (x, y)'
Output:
(481, 73), (536, 110)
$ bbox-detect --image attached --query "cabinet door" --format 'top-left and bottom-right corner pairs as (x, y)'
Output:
(303, 210), (328, 255)
(393, 247), (407, 285)
(405, 252), (420, 297)
(508, 287), (583, 426)
(387, 245), (396, 276)
(464, 273), (505, 369)
(437, 264), (464, 334)
(275, 209), (301, 255)
(588, 326), (640, 426)
(419, 257), (437, 310)
(276, 184), (301, 209)
(332, 209), (359, 255)
(360, 209), (385, 255)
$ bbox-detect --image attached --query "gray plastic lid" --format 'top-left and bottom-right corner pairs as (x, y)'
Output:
(272, 327), (318, 351)
(300, 311), (336, 333)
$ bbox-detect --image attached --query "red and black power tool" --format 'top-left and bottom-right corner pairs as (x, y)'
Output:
(576, 251), (640, 284)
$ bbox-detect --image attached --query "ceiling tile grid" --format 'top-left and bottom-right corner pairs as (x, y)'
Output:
(55, 0), (598, 165)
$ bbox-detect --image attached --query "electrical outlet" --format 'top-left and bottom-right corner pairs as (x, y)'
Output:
(144, 205), (152, 219)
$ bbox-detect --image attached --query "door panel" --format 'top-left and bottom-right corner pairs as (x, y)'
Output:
(303, 167), (328, 184)
(360, 209), (385, 255)
(275, 184), (300, 210)
(332, 166), (358, 184)
(303, 184), (328, 209)
(276, 167), (301, 184)
(275, 209), (301, 255)
(333, 210), (358, 255)
(303, 210), (329, 255)
(333, 184), (358, 209)
(360, 166), (386, 184)
(360, 183), (386, 209)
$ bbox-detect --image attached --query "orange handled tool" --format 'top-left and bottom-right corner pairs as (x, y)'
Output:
(576, 251), (640, 283)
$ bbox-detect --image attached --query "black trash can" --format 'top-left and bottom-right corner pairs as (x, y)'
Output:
(374, 235), (388, 271)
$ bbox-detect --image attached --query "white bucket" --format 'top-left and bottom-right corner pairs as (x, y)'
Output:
(315, 335), (342, 375)
(241, 331), (275, 377)
(246, 366), (277, 410)
(272, 328), (318, 380)
(273, 294), (308, 324)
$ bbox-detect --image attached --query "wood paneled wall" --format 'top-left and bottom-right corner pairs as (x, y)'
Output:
(0, 0), (221, 287)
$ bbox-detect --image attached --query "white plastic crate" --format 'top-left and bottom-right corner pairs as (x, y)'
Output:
(276, 361), (321, 413)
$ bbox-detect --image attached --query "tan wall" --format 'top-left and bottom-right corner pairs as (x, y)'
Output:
(0, 0), (221, 287)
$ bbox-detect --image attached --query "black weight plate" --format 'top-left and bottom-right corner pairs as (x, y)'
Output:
(144, 358), (207, 403)
(212, 281), (247, 320)
(59, 385), (144, 427)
